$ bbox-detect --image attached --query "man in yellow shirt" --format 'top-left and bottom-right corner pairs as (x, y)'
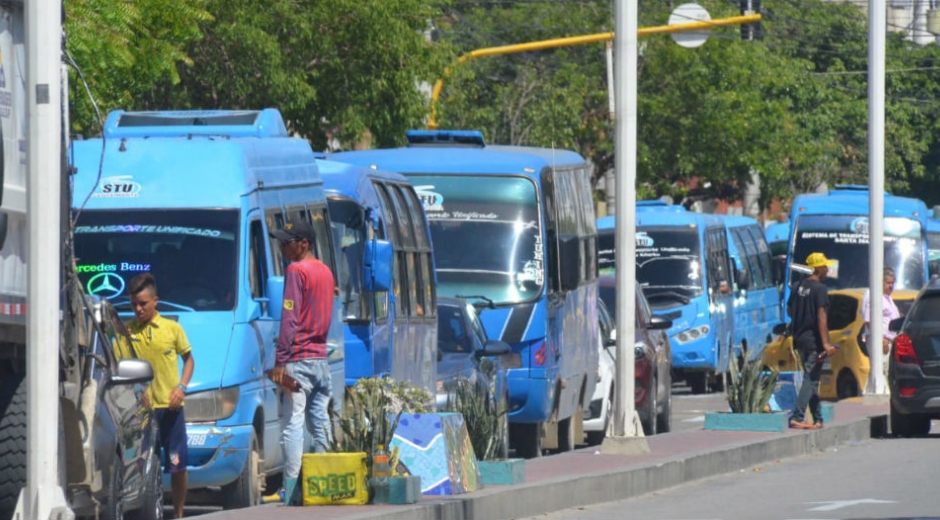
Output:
(127, 273), (195, 519)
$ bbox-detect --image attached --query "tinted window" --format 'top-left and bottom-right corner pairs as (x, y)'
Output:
(827, 295), (858, 331)
(412, 175), (543, 305)
(437, 304), (469, 353)
(635, 227), (703, 298)
(792, 215), (925, 291)
(75, 209), (239, 311)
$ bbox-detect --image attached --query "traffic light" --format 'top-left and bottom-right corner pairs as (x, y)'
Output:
(740, 0), (761, 41)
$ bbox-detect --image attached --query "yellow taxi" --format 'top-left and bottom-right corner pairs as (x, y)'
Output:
(761, 288), (917, 400)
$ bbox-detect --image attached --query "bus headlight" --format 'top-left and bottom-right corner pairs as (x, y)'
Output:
(184, 387), (240, 423)
(675, 325), (710, 345)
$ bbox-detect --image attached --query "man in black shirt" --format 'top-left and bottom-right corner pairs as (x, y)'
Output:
(787, 252), (838, 429)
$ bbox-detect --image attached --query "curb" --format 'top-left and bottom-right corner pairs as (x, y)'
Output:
(337, 414), (885, 520)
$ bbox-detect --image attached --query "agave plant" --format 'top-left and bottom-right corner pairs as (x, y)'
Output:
(445, 378), (507, 461)
(726, 352), (779, 414)
(327, 377), (433, 477)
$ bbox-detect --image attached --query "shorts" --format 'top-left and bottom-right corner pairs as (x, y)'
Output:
(155, 408), (188, 474)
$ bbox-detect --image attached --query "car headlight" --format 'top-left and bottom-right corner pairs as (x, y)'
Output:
(184, 387), (240, 423)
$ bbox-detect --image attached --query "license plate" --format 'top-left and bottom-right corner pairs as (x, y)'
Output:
(187, 433), (208, 446)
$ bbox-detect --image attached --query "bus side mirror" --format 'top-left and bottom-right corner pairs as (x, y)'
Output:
(266, 276), (285, 321)
(0, 212), (7, 251)
(558, 234), (580, 291)
(364, 239), (393, 292)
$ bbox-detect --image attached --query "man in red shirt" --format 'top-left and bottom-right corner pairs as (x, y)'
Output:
(267, 220), (335, 504)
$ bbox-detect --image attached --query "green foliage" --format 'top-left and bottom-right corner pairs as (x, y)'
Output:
(444, 378), (507, 461)
(327, 377), (433, 477)
(726, 353), (779, 414)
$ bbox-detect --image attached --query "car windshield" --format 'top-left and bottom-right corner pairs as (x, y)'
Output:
(634, 227), (704, 299)
(327, 197), (370, 322)
(791, 215), (926, 291)
(412, 175), (543, 305)
(74, 209), (239, 311)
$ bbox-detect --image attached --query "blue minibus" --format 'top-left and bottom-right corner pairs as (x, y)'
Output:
(597, 201), (734, 394)
(70, 109), (344, 508)
(318, 158), (437, 393)
(783, 186), (930, 313)
(331, 130), (598, 458)
(720, 215), (782, 358)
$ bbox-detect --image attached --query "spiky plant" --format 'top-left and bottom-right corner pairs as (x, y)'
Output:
(327, 377), (433, 477)
(726, 352), (779, 414)
(445, 378), (507, 461)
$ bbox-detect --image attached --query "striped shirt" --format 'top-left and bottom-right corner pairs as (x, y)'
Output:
(276, 256), (335, 364)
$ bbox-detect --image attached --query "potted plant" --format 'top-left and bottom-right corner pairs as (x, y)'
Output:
(704, 353), (786, 432)
(325, 377), (432, 504)
(446, 378), (523, 485)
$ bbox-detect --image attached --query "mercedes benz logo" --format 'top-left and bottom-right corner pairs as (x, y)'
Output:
(86, 272), (126, 300)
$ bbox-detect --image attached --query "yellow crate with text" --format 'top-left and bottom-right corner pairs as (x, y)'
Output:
(761, 288), (917, 401)
(301, 452), (369, 506)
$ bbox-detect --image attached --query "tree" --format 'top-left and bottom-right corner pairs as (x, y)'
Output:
(172, 0), (456, 151)
(65, 0), (211, 134)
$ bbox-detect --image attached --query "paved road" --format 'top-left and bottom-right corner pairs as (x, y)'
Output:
(519, 429), (940, 520)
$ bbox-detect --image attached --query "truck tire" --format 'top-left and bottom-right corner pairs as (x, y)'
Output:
(221, 431), (263, 509)
(133, 444), (164, 520)
(0, 373), (26, 520)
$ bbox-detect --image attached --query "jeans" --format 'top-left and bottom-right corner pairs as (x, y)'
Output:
(279, 358), (333, 481)
(791, 347), (823, 424)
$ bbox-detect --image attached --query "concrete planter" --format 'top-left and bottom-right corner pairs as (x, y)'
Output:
(704, 411), (788, 432)
(389, 475), (422, 504)
(477, 459), (526, 485)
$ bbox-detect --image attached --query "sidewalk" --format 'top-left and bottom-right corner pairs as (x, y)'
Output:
(199, 399), (887, 520)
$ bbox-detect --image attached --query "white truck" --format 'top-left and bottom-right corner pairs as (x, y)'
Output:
(0, 2), (160, 519)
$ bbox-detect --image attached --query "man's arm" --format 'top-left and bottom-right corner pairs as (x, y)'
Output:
(168, 351), (194, 410)
(817, 306), (837, 357)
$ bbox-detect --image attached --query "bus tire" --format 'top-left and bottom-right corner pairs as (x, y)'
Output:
(688, 372), (707, 395)
(511, 423), (542, 459)
(0, 372), (26, 520)
(221, 431), (263, 509)
(709, 372), (725, 393)
(557, 405), (581, 452)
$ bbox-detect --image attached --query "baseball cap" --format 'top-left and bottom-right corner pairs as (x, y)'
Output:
(805, 252), (836, 268)
(270, 220), (315, 243)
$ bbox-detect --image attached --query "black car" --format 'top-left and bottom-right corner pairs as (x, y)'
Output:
(434, 297), (511, 457)
(888, 279), (940, 436)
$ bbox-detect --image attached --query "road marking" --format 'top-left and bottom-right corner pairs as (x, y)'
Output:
(805, 498), (896, 511)
(681, 416), (705, 423)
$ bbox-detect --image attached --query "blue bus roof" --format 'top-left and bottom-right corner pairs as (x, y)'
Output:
(329, 132), (585, 175)
(719, 214), (761, 229)
(72, 110), (320, 209)
(791, 187), (927, 219)
(764, 221), (790, 243)
(317, 158), (408, 196)
(597, 210), (723, 230)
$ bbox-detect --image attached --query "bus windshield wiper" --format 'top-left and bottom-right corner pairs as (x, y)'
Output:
(643, 291), (691, 305)
(111, 298), (196, 312)
(455, 294), (495, 310)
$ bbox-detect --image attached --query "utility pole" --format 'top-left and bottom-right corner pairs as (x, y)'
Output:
(867, 0), (887, 396)
(605, 0), (641, 446)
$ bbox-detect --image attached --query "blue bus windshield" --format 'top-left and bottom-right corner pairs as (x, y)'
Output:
(792, 214), (925, 291)
(412, 175), (542, 304)
(635, 227), (704, 298)
(74, 209), (239, 311)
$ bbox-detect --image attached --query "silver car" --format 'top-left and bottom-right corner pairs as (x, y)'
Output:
(71, 297), (163, 519)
